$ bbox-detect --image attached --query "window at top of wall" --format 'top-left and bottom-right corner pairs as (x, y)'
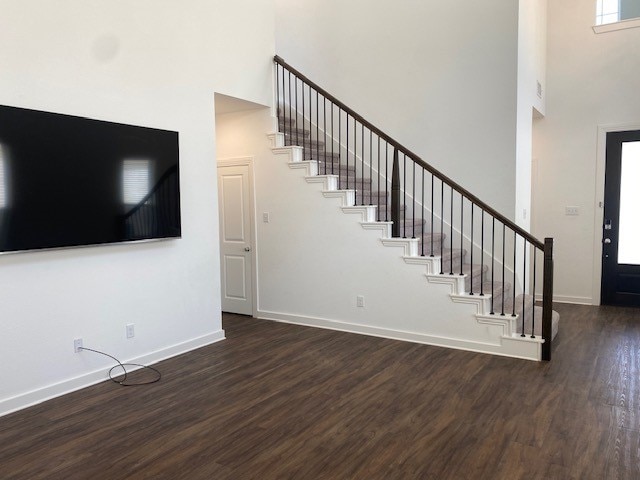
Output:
(596, 0), (620, 25)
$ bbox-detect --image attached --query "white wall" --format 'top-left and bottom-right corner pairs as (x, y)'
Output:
(275, 0), (520, 219)
(516, 0), (547, 230)
(0, 0), (275, 415)
(533, 0), (640, 304)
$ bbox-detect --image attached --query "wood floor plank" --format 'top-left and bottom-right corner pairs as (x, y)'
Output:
(3, 304), (640, 479)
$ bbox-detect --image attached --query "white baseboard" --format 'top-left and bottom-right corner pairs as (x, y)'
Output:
(256, 310), (539, 361)
(0, 330), (225, 418)
(535, 294), (594, 305)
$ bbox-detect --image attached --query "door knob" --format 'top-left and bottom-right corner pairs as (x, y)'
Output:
(603, 238), (611, 244)
(244, 246), (251, 251)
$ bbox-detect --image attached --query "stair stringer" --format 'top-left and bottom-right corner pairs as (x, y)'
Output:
(263, 140), (543, 361)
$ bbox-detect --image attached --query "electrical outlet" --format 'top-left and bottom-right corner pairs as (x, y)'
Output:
(126, 323), (135, 339)
(357, 295), (365, 307)
(263, 212), (270, 223)
(74, 338), (83, 353)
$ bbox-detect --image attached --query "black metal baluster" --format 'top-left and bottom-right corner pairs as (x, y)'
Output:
(480, 209), (485, 296)
(369, 130), (373, 205)
(385, 142), (389, 222)
(301, 82), (306, 159)
(460, 194), (464, 277)
(307, 86), (311, 165)
(346, 117), (358, 200)
(331, 102), (334, 174)
(346, 115), (350, 192)
(288, 71), (292, 142)
(308, 87), (312, 158)
(282, 67), (287, 137)
(353, 118), (362, 205)
(353, 118), (357, 203)
(323, 97), (327, 166)
(512, 230), (517, 317)
(377, 137), (381, 220)
(421, 168), (425, 254)
(490, 217), (495, 313)
(324, 100), (336, 171)
(302, 84), (310, 161)
(532, 249), (537, 338)
(361, 124), (365, 206)
(353, 117), (362, 197)
(403, 154), (407, 238)
(501, 224), (506, 316)
(391, 148), (401, 238)
(411, 160), (416, 239)
(280, 65), (285, 137)
(338, 108), (342, 186)
(470, 203), (474, 295)
(316, 90), (320, 167)
(450, 187), (453, 275)
(431, 174), (434, 257)
(522, 239), (527, 336)
(283, 68), (287, 138)
(275, 64), (280, 127)
(352, 118), (356, 202)
(276, 64), (280, 126)
(440, 180), (444, 273)
(294, 76), (299, 147)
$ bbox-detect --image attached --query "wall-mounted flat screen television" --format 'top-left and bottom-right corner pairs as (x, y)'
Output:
(0, 105), (181, 254)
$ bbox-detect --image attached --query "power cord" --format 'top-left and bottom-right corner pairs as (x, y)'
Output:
(78, 346), (161, 386)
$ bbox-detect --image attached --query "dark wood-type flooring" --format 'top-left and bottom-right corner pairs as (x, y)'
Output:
(2, 304), (640, 479)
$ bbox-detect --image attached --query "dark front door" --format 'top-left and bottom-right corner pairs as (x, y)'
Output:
(601, 130), (640, 306)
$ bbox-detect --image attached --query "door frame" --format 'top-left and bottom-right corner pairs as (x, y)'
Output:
(593, 122), (640, 305)
(217, 156), (257, 317)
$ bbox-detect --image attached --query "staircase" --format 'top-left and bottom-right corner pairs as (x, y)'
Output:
(270, 56), (559, 361)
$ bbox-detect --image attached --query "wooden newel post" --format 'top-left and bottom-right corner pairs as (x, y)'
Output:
(542, 237), (554, 361)
(391, 148), (401, 238)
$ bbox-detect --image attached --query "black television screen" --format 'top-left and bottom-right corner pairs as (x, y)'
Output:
(0, 105), (181, 253)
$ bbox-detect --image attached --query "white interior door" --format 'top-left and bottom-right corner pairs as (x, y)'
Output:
(217, 163), (253, 315)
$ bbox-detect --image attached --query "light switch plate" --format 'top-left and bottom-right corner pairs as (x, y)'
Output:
(565, 206), (579, 216)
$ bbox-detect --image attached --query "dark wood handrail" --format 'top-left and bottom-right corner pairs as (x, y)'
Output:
(274, 55), (544, 251)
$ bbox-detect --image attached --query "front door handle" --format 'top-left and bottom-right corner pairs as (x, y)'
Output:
(244, 246), (251, 252)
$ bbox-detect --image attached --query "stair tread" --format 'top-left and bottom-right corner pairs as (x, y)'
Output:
(278, 119), (307, 132)
(306, 152), (341, 161)
(400, 227), (443, 238)
(478, 280), (511, 296)
(434, 248), (467, 265)
(459, 280), (511, 299)
(317, 165), (357, 174)
(515, 305), (560, 340)
(285, 138), (325, 148)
